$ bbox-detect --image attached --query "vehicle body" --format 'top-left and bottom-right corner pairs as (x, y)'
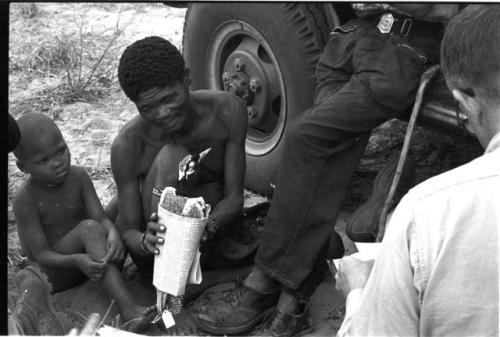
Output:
(180, 2), (468, 195)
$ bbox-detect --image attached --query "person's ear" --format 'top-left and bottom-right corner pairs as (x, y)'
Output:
(183, 68), (192, 87)
(452, 88), (482, 124)
(16, 159), (27, 173)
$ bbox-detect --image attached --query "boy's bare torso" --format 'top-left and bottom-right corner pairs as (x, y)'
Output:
(17, 166), (87, 259)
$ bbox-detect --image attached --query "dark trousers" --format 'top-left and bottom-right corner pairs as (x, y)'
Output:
(255, 16), (442, 291)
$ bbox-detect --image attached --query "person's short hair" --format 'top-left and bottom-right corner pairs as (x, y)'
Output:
(118, 36), (186, 102)
(13, 113), (62, 161)
(441, 5), (500, 101)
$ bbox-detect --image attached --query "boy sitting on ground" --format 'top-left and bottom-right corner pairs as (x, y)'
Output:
(12, 113), (156, 333)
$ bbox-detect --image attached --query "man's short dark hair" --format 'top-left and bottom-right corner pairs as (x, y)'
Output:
(441, 5), (500, 101)
(118, 36), (186, 102)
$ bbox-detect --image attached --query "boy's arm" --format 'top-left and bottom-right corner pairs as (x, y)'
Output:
(79, 168), (125, 263)
(111, 138), (148, 257)
(14, 190), (81, 269)
(208, 96), (247, 232)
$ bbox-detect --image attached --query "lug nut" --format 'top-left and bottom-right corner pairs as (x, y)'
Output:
(222, 72), (230, 84)
(249, 79), (260, 92)
(234, 58), (245, 70)
(247, 107), (257, 119)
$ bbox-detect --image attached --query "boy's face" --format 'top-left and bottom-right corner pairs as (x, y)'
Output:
(19, 128), (71, 185)
(135, 79), (190, 133)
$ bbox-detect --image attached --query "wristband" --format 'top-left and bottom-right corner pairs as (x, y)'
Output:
(140, 232), (154, 255)
(206, 216), (220, 236)
(152, 187), (163, 197)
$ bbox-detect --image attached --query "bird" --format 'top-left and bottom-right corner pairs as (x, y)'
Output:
(178, 147), (212, 187)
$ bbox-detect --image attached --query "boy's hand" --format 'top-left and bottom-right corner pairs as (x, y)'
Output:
(76, 254), (109, 282)
(144, 212), (165, 255)
(106, 228), (125, 263)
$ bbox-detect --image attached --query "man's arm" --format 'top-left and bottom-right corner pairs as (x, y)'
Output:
(14, 190), (81, 269)
(80, 167), (125, 263)
(337, 195), (420, 336)
(209, 96), (247, 228)
(110, 138), (148, 257)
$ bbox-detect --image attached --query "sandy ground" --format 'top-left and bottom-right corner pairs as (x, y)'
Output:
(7, 3), (484, 335)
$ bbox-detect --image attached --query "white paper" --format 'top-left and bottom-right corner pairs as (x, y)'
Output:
(332, 242), (381, 271)
(153, 188), (209, 296)
(162, 310), (176, 329)
(353, 242), (381, 261)
(98, 325), (143, 336)
(187, 250), (202, 284)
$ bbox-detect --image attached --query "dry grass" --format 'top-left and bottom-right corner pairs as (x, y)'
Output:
(10, 3), (133, 104)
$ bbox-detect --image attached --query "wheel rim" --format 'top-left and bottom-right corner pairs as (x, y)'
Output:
(206, 20), (286, 156)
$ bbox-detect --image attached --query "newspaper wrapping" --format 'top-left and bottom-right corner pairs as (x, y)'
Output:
(153, 187), (210, 321)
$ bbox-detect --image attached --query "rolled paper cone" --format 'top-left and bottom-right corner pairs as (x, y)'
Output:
(153, 188), (209, 296)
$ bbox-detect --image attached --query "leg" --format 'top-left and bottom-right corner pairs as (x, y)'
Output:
(142, 144), (189, 221)
(52, 219), (156, 332)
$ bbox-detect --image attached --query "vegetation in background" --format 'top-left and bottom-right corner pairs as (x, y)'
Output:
(10, 3), (132, 108)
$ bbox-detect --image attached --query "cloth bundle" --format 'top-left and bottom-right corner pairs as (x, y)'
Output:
(152, 187), (210, 326)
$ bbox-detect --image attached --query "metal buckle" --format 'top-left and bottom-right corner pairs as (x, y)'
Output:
(377, 13), (394, 34)
(401, 18), (413, 37)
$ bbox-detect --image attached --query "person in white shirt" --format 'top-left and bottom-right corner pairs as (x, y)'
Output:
(336, 4), (500, 336)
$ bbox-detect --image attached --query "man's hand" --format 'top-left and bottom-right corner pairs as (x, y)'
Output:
(144, 212), (165, 255)
(75, 254), (110, 281)
(335, 255), (375, 297)
(200, 216), (218, 243)
(106, 228), (125, 263)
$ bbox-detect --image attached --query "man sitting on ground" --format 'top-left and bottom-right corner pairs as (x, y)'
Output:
(110, 36), (248, 274)
(12, 113), (156, 334)
(336, 5), (499, 336)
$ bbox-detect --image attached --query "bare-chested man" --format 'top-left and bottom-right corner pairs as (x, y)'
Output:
(111, 36), (247, 274)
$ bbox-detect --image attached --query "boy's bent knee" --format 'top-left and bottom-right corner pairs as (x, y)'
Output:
(78, 220), (106, 237)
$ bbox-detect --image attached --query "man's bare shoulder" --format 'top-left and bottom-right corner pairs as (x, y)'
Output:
(192, 90), (246, 124)
(111, 116), (150, 160)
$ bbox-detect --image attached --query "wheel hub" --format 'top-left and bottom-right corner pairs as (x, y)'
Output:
(223, 50), (269, 126)
(206, 20), (286, 156)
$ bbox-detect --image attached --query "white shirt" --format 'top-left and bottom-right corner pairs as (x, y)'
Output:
(339, 132), (500, 337)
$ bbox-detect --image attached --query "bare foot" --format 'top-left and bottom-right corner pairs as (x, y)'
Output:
(121, 305), (157, 333)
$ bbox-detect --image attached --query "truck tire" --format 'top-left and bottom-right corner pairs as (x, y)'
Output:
(183, 3), (331, 195)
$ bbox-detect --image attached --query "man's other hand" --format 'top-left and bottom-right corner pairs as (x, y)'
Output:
(144, 212), (165, 255)
(335, 255), (374, 296)
(106, 228), (125, 263)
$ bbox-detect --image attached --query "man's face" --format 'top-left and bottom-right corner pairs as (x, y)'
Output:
(136, 81), (190, 133)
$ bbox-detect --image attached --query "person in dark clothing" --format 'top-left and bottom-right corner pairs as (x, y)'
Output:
(195, 4), (459, 336)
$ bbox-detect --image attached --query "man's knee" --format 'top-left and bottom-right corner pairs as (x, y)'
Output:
(153, 144), (189, 169)
(78, 220), (106, 239)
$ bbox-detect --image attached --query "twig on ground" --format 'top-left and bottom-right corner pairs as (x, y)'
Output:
(98, 299), (115, 329)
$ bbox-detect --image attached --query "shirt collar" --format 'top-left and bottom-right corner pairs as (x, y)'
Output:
(485, 131), (500, 154)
